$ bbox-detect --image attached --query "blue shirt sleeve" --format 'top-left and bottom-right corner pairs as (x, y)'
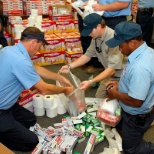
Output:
(12, 59), (41, 90)
(128, 65), (150, 100)
(99, 0), (132, 17)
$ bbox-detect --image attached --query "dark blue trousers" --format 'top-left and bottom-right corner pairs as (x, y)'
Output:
(121, 110), (154, 154)
(0, 103), (39, 152)
(102, 16), (127, 30)
(136, 9), (154, 47)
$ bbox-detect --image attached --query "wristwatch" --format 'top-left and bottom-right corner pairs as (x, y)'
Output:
(89, 80), (93, 86)
(68, 64), (72, 70)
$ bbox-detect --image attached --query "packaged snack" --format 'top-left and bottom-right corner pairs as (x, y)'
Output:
(97, 99), (121, 127)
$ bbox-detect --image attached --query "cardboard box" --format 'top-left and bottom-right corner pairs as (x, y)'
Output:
(65, 52), (83, 64)
(48, 4), (72, 20)
(0, 143), (15, 154)
(31, 51), (65, 66)
(0, 0), (23, 15)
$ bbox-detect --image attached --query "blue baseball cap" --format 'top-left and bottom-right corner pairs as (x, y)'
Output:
(21, 32), (49, 45)
(81, 13), (102, 37)
(106, 21), (142, 48)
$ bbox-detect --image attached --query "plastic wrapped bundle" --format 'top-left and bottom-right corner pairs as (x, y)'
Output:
(97, 99), (121, 127)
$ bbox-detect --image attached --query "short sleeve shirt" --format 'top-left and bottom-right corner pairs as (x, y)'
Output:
(119, 43), (154, 115)
(85, 26), (123, 77)
(138, 0), (154, 8)
(0, 42), (40, 109)
(99, 0), (132, 17)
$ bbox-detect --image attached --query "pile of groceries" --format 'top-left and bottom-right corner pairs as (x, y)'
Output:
(30, 72), (122, 154)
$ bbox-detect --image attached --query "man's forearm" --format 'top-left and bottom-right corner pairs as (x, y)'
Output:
(92, 68), (115, 83)
(69, 55), (91, 69)
(100, 2), (130, 11)
(35, 65), (61, 80)
(112, 91), (143, 107)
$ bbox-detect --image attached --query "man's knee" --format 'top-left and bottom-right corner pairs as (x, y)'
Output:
(22, 133), (39, 152)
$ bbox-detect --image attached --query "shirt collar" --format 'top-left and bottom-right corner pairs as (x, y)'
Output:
(16, 42), (31, 61)
(127, 42), (148, 63)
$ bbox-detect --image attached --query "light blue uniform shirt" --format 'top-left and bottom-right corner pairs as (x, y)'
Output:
(119, 42), (154, 115)
(99, 0), (132, 17)
(0, 42), (40, 109)
(138, 0), (154, 8)
(76, 0), (87, 2)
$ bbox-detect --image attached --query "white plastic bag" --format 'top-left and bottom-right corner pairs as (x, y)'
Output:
(97, 99), (121, 127)
(71, 0), (104, 19)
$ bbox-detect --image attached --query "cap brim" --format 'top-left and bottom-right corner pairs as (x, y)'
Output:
(43, 39), (49, 45)
(81, 28), (93, 37)
(105, 38), (124, 48)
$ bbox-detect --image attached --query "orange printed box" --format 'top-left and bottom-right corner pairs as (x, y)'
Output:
(54, 20), (75, 33)
(39, 35), (65, 53)
(65, 52), (83, 64)
(43, 51), (65, 65)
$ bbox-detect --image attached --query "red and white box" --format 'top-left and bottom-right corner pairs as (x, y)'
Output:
(18, 90), (38, 112)
(1, 0), (23, 15)
(65, 52), (83, 64)
(43, 51), (65, 65)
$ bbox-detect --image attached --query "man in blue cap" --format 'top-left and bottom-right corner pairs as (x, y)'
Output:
(0, 27), (73, 152)
(59, 13), (123, 99)
(106, 21), (154, 153)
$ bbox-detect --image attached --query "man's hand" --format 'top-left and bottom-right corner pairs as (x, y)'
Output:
(83, 1), (88, 6)
(106, 81), (118, 101)
(64, 86), (74, 96)
(58, 75), (72, 87)
(106, 81), (118, 90)
(59, 65), (70, 74)
(79, 80), (90, 90)
(92, 4), (103, 11)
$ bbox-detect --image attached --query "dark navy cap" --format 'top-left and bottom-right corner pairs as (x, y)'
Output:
(81, 13), (102, 37)
(106, 21), (142, 48)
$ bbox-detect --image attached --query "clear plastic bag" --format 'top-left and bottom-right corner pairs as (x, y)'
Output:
(56, 72), (86, 116)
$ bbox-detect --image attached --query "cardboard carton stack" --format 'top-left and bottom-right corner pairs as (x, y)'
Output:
(2, 0), (82, 66)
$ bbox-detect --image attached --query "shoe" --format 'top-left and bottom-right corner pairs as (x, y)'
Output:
(80, 64), (91, 70)
(85, 66), (104, 74)
(151, 121), (154, 126)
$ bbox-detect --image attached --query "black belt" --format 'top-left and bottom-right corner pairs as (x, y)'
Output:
(0, 109), (6, 114)
(102, 16), (126, 20)
(137, 107), (154, 118)
(138, 8), (154, 12)
(125, 106), (154, 118)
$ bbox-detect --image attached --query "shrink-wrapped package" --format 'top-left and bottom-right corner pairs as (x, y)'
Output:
(97, 99), (121, 127)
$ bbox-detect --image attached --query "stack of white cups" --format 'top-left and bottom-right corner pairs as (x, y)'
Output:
(28, 9), (43, 31)
(32, 94), (67, 118)
(32, 94), (45, 116)
(54, 95), (67, 115)
(43, 95), (57, 118)
(14, 9), (43, 39)
(14, 24), (25, 39)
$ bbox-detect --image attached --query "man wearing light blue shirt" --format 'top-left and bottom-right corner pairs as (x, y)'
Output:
(106, 21), (154, 153)
(92, 0), (132, 29)
(136, 0), (154, 46)
(0, 27), (73, 152)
